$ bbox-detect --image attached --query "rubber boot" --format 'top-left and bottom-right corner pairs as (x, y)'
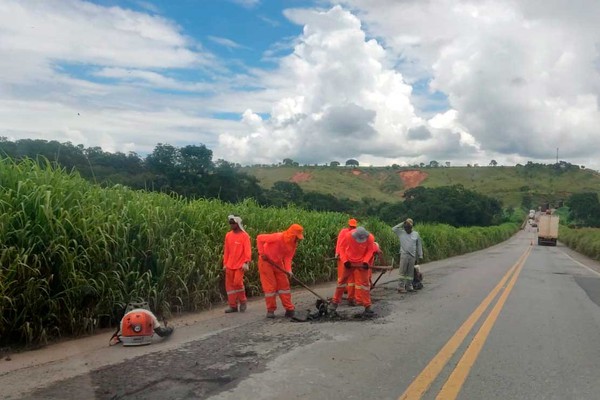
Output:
(266, 311), (275, 319)
(224, 307), (238, 313)
(363, 306), (375, 317)
(328, 302), (338, 313)
(284, 309), (295, 318)
(239, 302), (247, 312)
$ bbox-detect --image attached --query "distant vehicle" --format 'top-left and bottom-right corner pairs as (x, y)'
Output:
(538, 214), (559, 246)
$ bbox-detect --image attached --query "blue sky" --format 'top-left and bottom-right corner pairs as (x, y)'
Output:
(1, 0), (599, 168)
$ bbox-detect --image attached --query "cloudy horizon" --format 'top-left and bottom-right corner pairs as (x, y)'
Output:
(1, 0), (599, 169)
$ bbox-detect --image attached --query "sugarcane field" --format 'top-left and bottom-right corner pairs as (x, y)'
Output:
(4, 1), (600, 399)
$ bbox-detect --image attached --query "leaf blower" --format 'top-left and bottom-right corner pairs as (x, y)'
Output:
(109, 301), (174, 346)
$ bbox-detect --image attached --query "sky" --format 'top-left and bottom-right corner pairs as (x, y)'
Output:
(1, 0), (599, 169)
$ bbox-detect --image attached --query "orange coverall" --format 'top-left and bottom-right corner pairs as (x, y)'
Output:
(257, 224), (303, 312)
(335, 226), (356, 300)
(333, 230), (376, 308)
(223, 230), (252, 308)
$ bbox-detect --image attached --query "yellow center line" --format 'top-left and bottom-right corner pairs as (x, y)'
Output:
(435, 246), (532, 399)
(398, 247), (531, 400)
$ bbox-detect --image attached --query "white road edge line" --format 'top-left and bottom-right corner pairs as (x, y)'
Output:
(560, 251), (600, 278)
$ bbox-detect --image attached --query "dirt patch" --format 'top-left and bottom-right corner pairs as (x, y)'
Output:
(398, 170), (428, 189)
(352, 169), (361, 176)
(290, 172), (312, 183)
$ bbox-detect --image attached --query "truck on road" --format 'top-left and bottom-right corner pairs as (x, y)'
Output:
(537, 213), (559, 246)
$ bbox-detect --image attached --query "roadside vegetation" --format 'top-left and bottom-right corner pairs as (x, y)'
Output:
(556, 192), (600, 261)
(0, 158), (518, 346)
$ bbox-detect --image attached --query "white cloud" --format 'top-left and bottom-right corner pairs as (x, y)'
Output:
(3, 0), (600, 170)
(94, 68), (215, 92)
(0, 0), (210, 72)
(335, 0), (600, 167)
(0, 0), (226, 155)
(208, 36), (250, 50)
(217, 6), (477, 165)
(230, 0), (261, 8)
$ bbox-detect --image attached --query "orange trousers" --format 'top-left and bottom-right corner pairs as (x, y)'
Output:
(258, 258), (294, 312)
(337, 259), (355, 300)
(332, 266), (371, 307)
(225, 269), (247, 308)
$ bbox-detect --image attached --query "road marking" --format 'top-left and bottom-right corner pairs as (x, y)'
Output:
(435, 246), (531, 399)
(398, 247), (530, 400)
(560, 251), (600, 278)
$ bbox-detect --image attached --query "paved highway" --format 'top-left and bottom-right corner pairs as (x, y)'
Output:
(4, 229), (600, 399)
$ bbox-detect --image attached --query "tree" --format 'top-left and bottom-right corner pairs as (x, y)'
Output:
(428, 160), (439, 168)
(330, 161), (340, 167)
(489, 160), (498, 167)
(282, 158), (295, 166)
(146, 143), (179, 177)
(445, 161), (451, 168)
(567, 192), (600, 227)
(345, 159), (359, 167)
(271, 181), (304, 204)
(179, 144), (213, 177)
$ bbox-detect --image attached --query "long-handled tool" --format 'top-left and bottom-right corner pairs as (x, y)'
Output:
(265, 258), (329, 304)
(371, 256), (394, 290)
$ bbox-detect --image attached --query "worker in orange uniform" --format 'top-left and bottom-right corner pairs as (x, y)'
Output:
(257, 224), (304, 319)
(329, 226), (377, 317)
(335, 218), (358, 304)
(223, 215), (252, 313)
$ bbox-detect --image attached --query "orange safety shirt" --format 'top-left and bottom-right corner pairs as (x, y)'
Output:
(223, 230), (252, 269)
(257, 232), (298, 273)
(340, 231), (376, 264)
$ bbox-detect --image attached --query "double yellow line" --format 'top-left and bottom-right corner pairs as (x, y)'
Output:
(399, 246), (532, 400)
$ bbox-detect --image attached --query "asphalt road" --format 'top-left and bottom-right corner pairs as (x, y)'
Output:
(3, 228), (600, 399)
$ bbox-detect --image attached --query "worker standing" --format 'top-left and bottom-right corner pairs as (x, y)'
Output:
(223, 215), (252, 313)
(329, 226), (377, 317)
(257, 224), (304, 319)
(392, 218), (423, 293)
(335, 218), (358, 304)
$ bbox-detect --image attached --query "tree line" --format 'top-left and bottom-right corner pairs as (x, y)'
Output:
(0, 138), (506, 227)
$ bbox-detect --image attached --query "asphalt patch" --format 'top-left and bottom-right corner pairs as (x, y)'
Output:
(574, 276), (600, 308)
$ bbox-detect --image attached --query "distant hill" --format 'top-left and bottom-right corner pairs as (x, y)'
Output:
(243, 165), (600, 208)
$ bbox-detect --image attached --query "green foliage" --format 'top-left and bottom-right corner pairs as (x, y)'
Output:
(559, 226), (600, 260)
(380, 185), (503, 227)
(0, 158), (519, 346)
(416, 223), (518, 262)
(566, 192), (600, 227)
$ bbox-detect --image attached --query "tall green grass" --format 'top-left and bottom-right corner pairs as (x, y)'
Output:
(559, 226), (600, 261)
(1, 158), (517, 345)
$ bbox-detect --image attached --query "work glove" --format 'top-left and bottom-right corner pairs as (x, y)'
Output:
(362, 263), (369, 270)
(334, 254), (339, 259)
(288, 271), (294, 278)
(344, 261), (351, 269)
(242, 263), (249, 271)
(223, 266), (227, 271)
